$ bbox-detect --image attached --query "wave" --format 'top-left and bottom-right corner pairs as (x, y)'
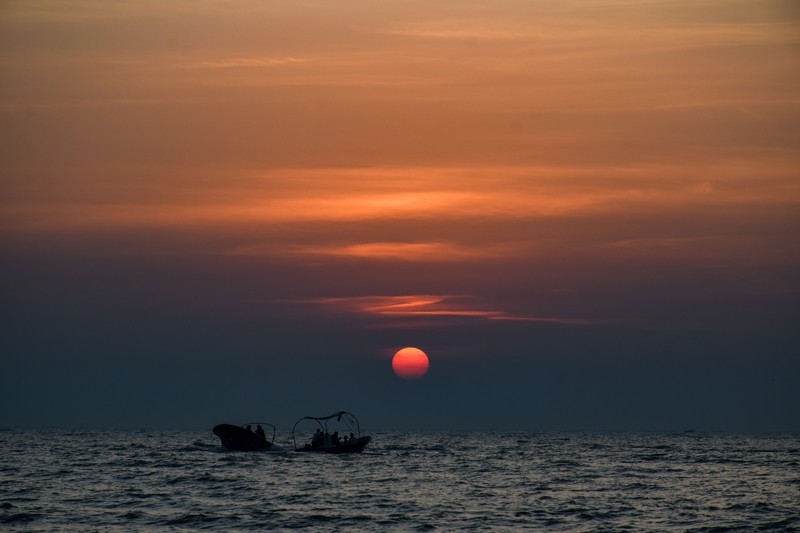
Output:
(1, 431), (797, 531)
(0, 512), (39, 524)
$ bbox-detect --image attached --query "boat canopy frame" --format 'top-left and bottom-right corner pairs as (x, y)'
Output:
(241, 421), (276, 443)
(291, 410), (363, 449)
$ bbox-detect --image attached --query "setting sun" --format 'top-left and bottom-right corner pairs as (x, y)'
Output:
(392, 347), (430, 380)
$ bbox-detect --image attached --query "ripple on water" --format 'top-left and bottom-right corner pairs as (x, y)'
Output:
(0, 431), (798, 531)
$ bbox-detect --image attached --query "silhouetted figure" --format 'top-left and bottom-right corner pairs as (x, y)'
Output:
(246, 425), (253, 432)
(312, 429), (323, 448)
(255, 425), (266, 440)
(332, 432), (341, 446)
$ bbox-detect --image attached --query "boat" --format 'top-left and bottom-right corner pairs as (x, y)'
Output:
(292, 410), (371, 454)
(212, 422), (276, 451)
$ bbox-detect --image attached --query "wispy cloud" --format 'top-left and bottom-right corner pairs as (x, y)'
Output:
(292, 294), (599, 325)
(184, 57), (308, 69)
(231, 241), (524, 262)
(386, 20), (532, 40)
(3, 162), (797, 232)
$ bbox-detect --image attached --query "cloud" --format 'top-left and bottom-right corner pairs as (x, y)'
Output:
(231, 241), (524, 262)
(3, 162), (797, 235)
(290, 294), (599, 325)
(184, 57), (308, 69)
(386, 20), (532, 41)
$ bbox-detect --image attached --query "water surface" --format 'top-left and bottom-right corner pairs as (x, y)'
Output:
(1, 431), (798, 530)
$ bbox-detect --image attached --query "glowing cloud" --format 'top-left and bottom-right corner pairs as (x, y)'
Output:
(286, 242), (523, 262)
(293, 294), (597, 325)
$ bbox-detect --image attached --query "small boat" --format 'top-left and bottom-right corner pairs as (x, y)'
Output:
(212, 422), (276, 451)
(292, 410), (371, 454)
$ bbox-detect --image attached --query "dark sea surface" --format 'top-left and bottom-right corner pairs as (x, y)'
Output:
(1, 430), (798, 531)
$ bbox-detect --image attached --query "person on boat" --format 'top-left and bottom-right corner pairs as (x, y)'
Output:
(255, 425), (266, 440)
(349, 432), (355, 441)
(332, 432), (341, 446)
(311, 429), (323, 448)
(246, 425), (253, 432)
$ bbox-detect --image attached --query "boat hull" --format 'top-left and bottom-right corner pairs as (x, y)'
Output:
(213, 424), (273, 451)
(295, 436), (371, 454)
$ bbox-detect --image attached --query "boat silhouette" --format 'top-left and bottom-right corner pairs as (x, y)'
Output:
(212, 422), (276, 451)
(292, 410), (371, 454)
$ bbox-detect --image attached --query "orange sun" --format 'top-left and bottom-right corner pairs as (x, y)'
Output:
(392, 347), (429, 379)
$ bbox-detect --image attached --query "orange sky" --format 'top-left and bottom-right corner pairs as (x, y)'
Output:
(1, 0), (799, 315)
(1, 0), (799, 430)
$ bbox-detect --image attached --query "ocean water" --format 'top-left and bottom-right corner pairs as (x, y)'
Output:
(1, 430), (798, 531)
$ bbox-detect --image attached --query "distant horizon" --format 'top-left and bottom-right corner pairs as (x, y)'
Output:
(4, 426), (800, 436)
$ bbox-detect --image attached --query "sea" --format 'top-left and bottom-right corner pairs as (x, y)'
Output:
(1, 430), (798, 531)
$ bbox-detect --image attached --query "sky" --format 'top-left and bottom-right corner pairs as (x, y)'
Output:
(1, 0), (799, 432)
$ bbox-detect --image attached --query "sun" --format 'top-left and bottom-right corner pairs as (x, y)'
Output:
(392, 347), (429, 379)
